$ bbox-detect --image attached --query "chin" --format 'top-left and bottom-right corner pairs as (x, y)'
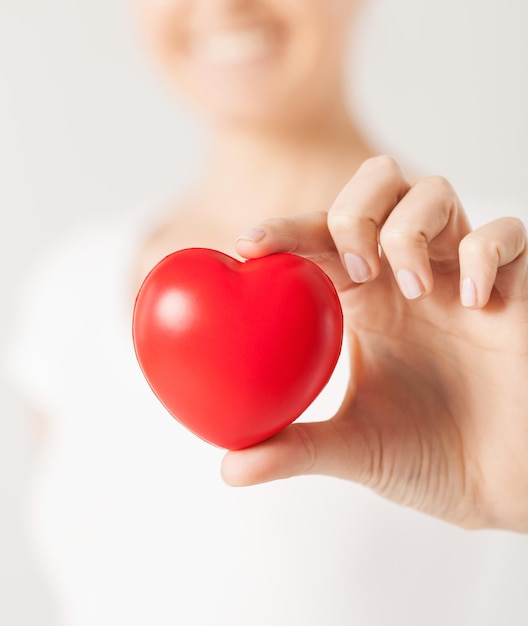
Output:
(196, 90), (288, 127)
(180, 66), (318, 131)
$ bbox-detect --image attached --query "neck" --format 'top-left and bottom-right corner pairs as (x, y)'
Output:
(189, 104), (374, 229)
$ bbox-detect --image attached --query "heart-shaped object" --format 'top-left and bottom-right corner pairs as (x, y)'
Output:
(133, 248), (343, 449)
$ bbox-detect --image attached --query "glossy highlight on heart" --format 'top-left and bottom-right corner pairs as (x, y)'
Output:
(132, 248), (343, 449)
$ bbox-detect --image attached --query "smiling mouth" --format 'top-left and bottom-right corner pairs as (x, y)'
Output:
(191, 28), (278, 70)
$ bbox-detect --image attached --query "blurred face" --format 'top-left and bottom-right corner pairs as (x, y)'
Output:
(136, 0), (362, 128)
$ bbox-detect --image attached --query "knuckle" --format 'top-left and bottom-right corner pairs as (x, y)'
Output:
(497, 218), (527, 261)
(327, 210), (359, 233)
(502, 216), (527, 236)
(260, 216), (294, 236)
(328, 211), (377, 242)
(380, 226), (420, 249)
(360, 154), (402, 179)
(459, 233), (496, 261)
(259, 216), (300, 250)
(419, 175), (454, 197)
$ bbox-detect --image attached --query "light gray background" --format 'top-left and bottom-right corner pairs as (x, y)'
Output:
(1, 1), (527, 624)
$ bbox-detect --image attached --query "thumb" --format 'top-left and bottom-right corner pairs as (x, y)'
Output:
(221, 418), (369, 486)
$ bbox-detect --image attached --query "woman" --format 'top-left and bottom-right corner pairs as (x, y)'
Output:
(5, 1), (528, 624)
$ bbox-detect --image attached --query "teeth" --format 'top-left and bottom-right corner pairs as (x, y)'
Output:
(196, 30), (272, 67)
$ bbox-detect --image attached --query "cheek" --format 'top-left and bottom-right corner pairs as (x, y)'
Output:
(137, 1), (187, 73)
(287, 18), (349, 87)
(283, 0), (359, 26)
(285, 0), (356, 63)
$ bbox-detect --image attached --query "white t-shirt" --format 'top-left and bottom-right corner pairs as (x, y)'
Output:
(4, 204), (528, 626)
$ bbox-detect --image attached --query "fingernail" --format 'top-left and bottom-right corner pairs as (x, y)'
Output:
(237, 228), (266, 243)
(397, 269), (425, 300)
(344, 253), (371, 283)
(461, 277), (477, 308)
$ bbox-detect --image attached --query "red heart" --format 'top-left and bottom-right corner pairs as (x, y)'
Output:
(132, 248), (343, 449)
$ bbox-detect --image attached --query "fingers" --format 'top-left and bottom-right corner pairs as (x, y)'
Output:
(238, 156), (471, 300)
(236, 211), (353, 289)
(235, 155), (527, 308)
(327, 155), (411, 283)
(378, 176), (470, 298)
(329, 161), (470, 299)
(235, 156), (410, 267)
(221, 419), (366, 486)
(459, 217), (528, 308)
(236, 211), (334, 259)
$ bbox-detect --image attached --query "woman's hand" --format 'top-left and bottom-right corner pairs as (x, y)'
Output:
(221, 155), (528, 533)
